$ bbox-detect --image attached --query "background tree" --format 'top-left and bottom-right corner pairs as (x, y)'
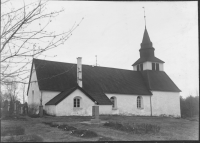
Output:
(1, 0), (83, 85)
(180, 95), (199, 118)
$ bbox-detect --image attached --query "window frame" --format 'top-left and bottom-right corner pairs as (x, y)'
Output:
(140, 63), (143, 71)
(110, 96), (117, 110)
(74, 97), (81, 108)
(137, 96), (143, 109)
(156, 63), (159, 71)
(152, 63), (155, 71)
(137, 65), (139, 71)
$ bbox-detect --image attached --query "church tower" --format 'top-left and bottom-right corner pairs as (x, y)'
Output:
(132, 27), (164, 71)
(132, 8), (165, 71)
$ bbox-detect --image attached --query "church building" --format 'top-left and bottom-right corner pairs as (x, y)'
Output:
(27, 26), (181, 117)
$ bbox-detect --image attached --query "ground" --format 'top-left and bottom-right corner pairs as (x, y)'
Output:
(1, 115), (199, 142)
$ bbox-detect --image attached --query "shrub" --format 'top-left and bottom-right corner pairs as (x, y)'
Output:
(42, 122), (98, 138)
(28, 104), (39, 115)
(28, 114), (40, 118)
(104, 121), (160, 134)
(71, 129), (98, 138)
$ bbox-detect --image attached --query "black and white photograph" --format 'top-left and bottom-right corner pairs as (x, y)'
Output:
(1, 0), (198, 142)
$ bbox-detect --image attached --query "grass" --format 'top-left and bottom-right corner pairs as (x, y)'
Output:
(1, 115), (28, 121)
(1, 126), (25, 136)
(43, 122), (98, 138)
(1, 115), (199, 141)
(2, 134), (43, 142)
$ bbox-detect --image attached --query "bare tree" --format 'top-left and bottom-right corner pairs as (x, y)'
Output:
(0, 0), (83, 85)
(4, 78), (19, 101)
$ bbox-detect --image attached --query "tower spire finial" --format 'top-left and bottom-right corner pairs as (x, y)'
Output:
(142, 7), (146, 28)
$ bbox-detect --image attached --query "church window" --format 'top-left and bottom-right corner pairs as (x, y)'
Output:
(74, 97), (81, 108)
(137, 96), (143, 109)
(140, 64), (143, 71)
(110, 96), (117, 109)
(137, 65), (139, 71)
(156, 63), (159, 71)
(152, 63), (155, 70)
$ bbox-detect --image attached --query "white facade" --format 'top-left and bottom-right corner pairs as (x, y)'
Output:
(99, 105), (113, 115)
(28, 64), (180, 117)
(41, 91), (60, 106)
(46, 89), (95, 116)
(27, 64), (41, 113)
(151, 91), (181, 117)
(106, 93), (151, 116)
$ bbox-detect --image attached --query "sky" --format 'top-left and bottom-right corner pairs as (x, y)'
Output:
(3, 1), (198, 102)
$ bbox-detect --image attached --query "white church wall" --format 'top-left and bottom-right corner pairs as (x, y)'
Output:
(106, 94), (151, 116)
(45, 105), (56, 116)
(133, 65), (137, 71)
(27, 64), (41, 114)
(55, 89), (95, 116)
(159, 63), (164, 71)
(99, 105), (112, 114)
(42, 91), (60, 107)
(151, 91), (181, 117)
(143, 62), (151, 70)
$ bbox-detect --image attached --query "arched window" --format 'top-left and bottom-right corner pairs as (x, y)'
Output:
(110, 96), (117, 109)
(137, 96), (143, 109)
(74, 97), (81, 108)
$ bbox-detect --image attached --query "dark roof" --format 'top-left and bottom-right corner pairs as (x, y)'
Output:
(87, 92), (112, 105)
(141, 27), (152, 46)
(29, 58), (181, 106)
(132, 57), (165, 66)
(33, 58), (152, 95)
(141, 70), (181, 92)
(45, 86), (98, 105)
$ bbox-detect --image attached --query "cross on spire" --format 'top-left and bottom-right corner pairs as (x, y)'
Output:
(142, 7), (146, 28)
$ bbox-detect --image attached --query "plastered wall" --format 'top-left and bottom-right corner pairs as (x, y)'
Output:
(42, 91), (60, 107)
(55, 89), (95, 116)
(99, 105), (112, 114)
(27, 64), (41, 113)
(106, 94), (151, 116)
(45, 105), (56, 116)
(151, 91), (181, 117)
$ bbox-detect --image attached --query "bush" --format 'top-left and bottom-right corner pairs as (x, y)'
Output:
(104, 121), (160, 134)
(71, 129), (98, 138)
(28, 114), (40, 118)
(42, 122), (98, 138)
(28, 104), (39, 115)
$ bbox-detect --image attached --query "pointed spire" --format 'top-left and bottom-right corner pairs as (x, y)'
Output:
(142, 28), (151, 44)
(141, 27), (153, 49)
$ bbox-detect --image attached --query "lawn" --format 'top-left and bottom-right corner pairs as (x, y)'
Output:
(1, 115), (199, 142)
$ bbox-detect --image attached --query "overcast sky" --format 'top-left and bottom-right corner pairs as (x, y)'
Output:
(8, 1), (198, 101)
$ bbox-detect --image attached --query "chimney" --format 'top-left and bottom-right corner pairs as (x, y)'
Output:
(77, 57), (82, 87)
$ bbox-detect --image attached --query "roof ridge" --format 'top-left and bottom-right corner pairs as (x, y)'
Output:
(34, 58), (137, 72)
